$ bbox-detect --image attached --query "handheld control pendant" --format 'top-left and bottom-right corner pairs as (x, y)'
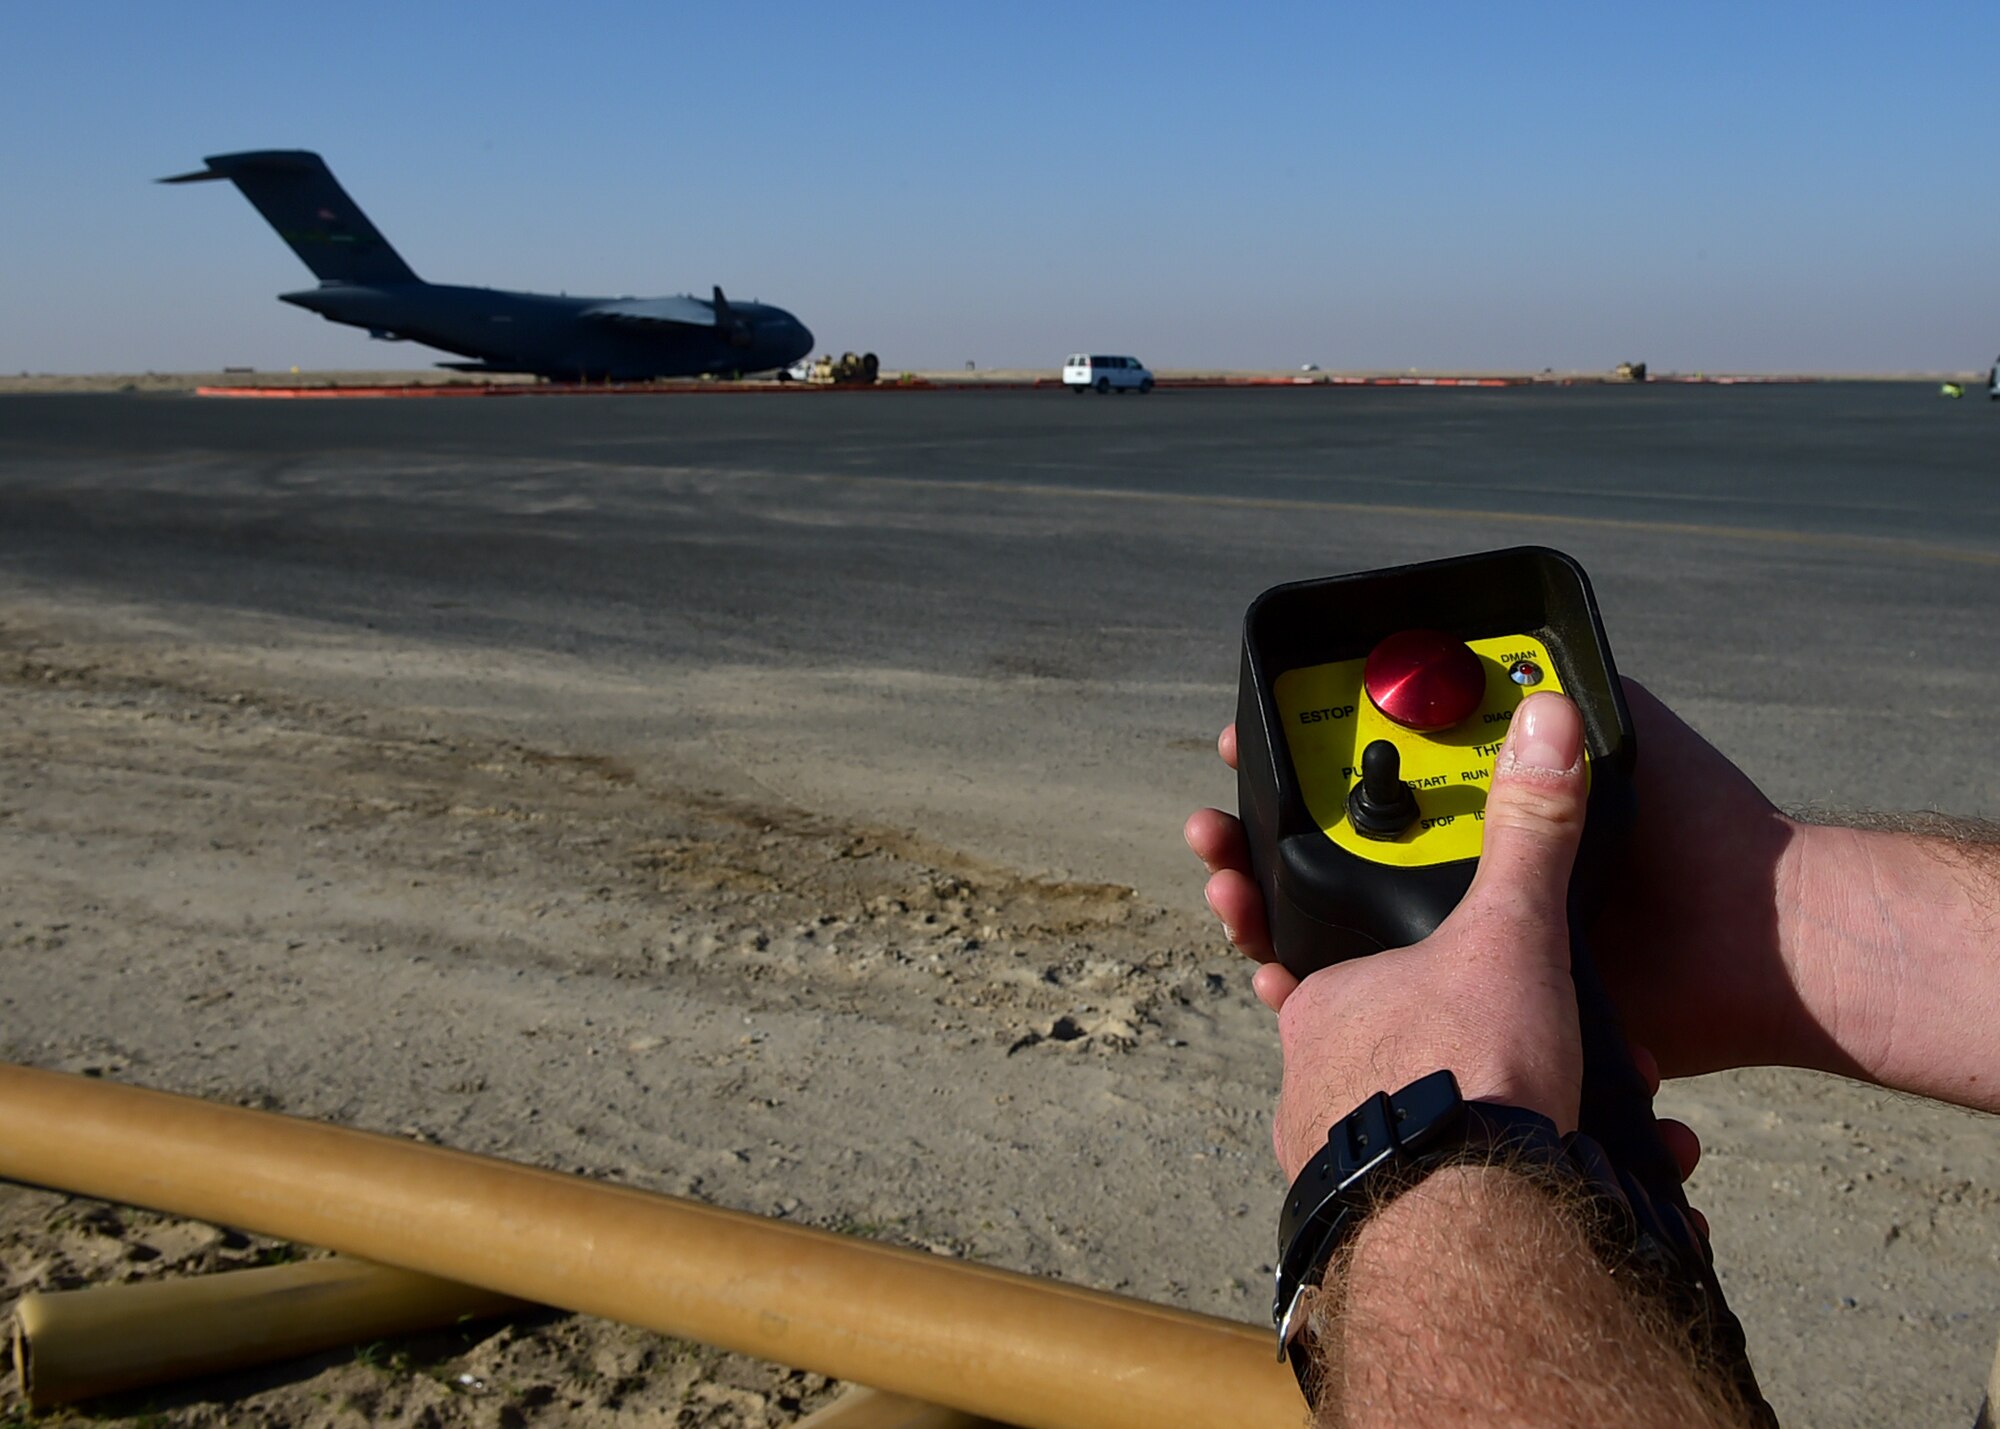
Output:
(1236, 547), (1770, 1418)
(1236, 547), (1634, 963)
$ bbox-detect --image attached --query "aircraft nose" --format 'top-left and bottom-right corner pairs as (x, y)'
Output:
(787, 319), (813, 363)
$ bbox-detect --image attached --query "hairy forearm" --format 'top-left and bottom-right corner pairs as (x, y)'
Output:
(1782, 819), (2000, 1111)
(1308, 1166), (1752, 1429)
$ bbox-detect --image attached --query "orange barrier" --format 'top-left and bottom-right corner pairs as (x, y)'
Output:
(1319, 376), (1524, 388)
(194, 381), (945, 398)
(192, 374), (1813, 398)
(195, 384), (494, 398)
(192, 375), (1553, 398)
(1036, 376), (1531, 390)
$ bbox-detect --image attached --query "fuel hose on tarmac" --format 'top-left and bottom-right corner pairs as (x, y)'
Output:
(12, 1256), (526, 1408)
(0, 1064), (1299, 1429)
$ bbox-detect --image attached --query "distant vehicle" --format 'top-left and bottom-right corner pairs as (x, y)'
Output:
(802, 352), (880, 386)
(162, 150), (814, 382)
(1062, 354), (1154, 394)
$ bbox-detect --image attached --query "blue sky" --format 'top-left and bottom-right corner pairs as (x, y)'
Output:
(4, 3), (1995, 373)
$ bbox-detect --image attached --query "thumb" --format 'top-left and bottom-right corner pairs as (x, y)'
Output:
(1459, 692), (1590, 941)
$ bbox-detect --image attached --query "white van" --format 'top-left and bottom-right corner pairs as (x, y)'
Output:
(1062, 354), (1154, 394)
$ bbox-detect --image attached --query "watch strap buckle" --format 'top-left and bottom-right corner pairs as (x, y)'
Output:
(1275, 1282), (1318, 1361)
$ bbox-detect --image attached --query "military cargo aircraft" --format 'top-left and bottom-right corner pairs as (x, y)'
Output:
(163, 150), (814, 381)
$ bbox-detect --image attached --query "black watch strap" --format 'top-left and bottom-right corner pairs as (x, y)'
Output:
(1273, 1070), (1590, 1383)
(1272, 1070), (1774, 1424)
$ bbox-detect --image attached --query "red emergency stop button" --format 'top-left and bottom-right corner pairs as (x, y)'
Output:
(1363, 629), (1487, 731)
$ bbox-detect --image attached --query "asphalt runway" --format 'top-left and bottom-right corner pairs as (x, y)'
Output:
(3, 383), (1996, 905)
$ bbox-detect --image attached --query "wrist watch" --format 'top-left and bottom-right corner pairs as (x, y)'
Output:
(1274, 1070), (1774, 1423)
(1273, 1071), (1593, 1380)
(1271, 1069), (1726, 1396)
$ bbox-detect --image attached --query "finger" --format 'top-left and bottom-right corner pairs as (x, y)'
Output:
(1457, 692), (1589, 946)
(1183, 806), (1251, 876)
(1630, 1041), (1662, 1098)
(1687, 1206), (1710, 1241)
(1218, 723), (1239, 771)
(1656, 1117), (1702, 1181)
(1204, 869), (1276, 962)
(1251, 959), (1299, 1012)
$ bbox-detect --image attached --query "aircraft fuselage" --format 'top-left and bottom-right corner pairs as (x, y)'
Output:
(164, 150), (815, 383)
(283, 283), (813, 382)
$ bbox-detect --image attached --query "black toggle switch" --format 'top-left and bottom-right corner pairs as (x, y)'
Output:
(1346, 739), (1419, 840)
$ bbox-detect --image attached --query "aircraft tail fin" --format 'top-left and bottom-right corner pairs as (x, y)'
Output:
(161, 150), (421, 285)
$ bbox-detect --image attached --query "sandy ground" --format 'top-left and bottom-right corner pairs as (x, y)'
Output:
(2, 595), (1996, 1426)
(0, 599), (1278, 1426)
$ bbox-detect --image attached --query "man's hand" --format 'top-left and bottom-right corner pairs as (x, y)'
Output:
(1188, 679), (1806, 1081)
(1607, 682), (2000, 1110)
(1208, 693), (1741, 1426)
(1192, 677), (2000, 1113)
(1191, 689), (1702, 1182)
(1246, 693), (1591, 1177)
(1586, 680), (1810, 1078)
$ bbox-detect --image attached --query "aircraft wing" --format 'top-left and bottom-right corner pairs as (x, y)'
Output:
(579, 296), (718, 328)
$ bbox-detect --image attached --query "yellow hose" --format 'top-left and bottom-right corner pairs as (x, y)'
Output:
(0, 1065), (1299, 1429)
(13, 1255), (525, 1408)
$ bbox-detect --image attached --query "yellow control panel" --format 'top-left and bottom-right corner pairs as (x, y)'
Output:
(1272, 633), (1586, 867)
